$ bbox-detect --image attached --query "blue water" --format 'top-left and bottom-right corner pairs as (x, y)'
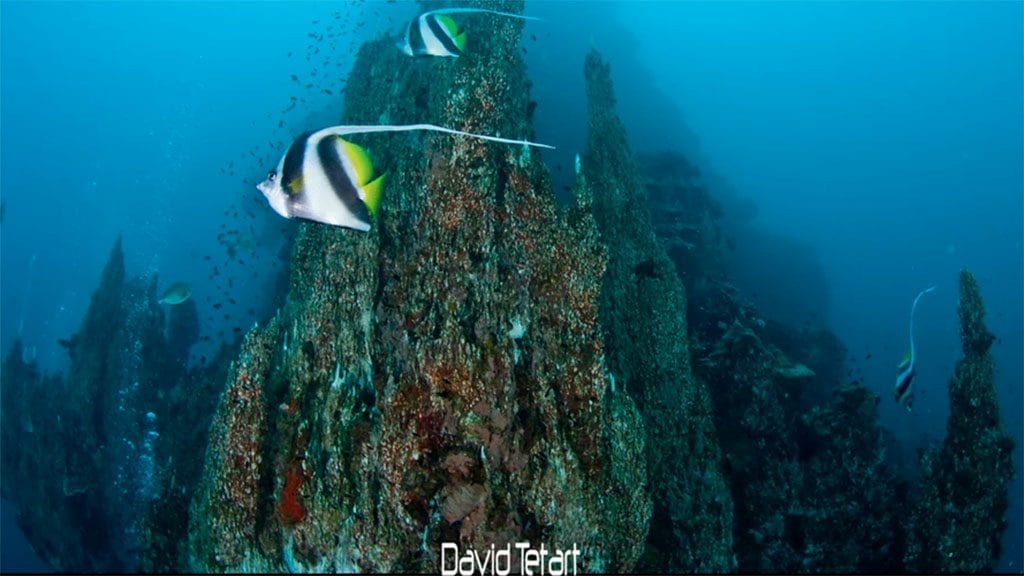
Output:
(1, 1), (1021, 572)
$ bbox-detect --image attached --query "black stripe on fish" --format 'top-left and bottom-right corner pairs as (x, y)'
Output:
(426, 13), (462, 56)
(407, 15), (427, 55)
(282, 131), (313, 197)
(895, 366), (915, 400)
(316, 135), (371, 227)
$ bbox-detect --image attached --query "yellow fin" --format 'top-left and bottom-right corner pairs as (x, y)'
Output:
(897, 351), (911, 370)
(362, 172), (387, 218)
(286, 175), (304, 195)
(437, 14), (460, 37)
(338, 137), (375, 186)
(454, 31), (467, 52)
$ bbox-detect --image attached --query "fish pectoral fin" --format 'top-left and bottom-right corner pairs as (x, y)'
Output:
(286, 175), (304, 196)
(362, 172), (387, 218)
(285, 199), (323, 223)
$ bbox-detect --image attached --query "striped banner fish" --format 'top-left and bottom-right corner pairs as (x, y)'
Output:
(257, 124), (554, 231)
(894, 285), (936, 409)
(398, 8), (539, 58)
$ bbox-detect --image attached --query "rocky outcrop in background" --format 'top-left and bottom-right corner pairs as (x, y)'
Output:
(905, 270), (1015, 572)
(1, 238), (222, 572)
(583, 50), (735, 573)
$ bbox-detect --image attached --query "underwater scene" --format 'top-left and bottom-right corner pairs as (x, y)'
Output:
(1, 0), (1021, 573)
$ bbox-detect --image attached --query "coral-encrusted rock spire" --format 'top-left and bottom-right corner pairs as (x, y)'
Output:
(2, 235), (218, 572)
(188, 1), (650, 572)
(188, 322), (278, 570)
(904, 270), (1015, 572)
(581, 49), (735, 572)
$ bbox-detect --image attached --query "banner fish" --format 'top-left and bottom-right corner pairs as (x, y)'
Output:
(257, 124), (554, 231)
(398, 8), (539, 58)
(895, 285), (936, 409)
(158, 282), (192, 305)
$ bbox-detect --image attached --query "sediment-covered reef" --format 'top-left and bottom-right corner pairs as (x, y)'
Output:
(1, 1), (1016, 573)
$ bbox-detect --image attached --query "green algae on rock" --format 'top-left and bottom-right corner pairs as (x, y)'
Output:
(904, 270), (1015, 572)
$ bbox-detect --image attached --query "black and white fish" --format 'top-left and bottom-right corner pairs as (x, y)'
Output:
(894, 285), (936, 409)
(257, 124), (553, 231)
(398, 8), (538, 58)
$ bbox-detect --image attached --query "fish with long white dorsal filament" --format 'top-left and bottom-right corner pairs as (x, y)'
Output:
(894, 285), (936, 410)
(257, 124), (554, 231)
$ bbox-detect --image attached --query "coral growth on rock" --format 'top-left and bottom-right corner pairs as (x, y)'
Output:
(641, 150), (729, 296)
(187, 2), (649, 572)
(904, 270), (1015, 572)
(1, 238), (223, 572)
(583, 50), (735, 573)
(799, 384), (905, 573)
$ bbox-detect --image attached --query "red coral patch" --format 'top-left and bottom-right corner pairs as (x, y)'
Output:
(277, 468), (306, 525)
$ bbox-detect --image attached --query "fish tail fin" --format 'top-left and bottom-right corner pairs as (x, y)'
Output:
(322, 124), (555, 149)
(363, 173), (387, 218)
(897, 351), (911, 370)
(454, 31), (467, 52)
(428, 8), (541, 21)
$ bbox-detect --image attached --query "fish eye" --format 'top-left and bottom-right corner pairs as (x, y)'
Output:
(268, 170), (277, 181)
